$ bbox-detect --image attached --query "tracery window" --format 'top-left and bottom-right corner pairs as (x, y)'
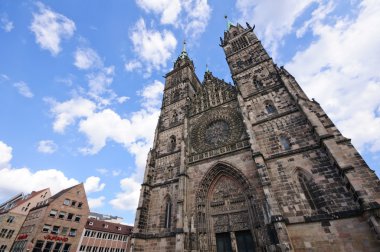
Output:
(164, 199), (172, 229)
(298, 172), (317, 210)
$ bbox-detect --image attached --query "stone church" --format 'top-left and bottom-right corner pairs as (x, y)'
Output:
(130, 21), (380, 251)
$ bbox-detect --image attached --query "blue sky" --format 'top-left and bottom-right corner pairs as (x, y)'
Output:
(0, 0), (379, 225)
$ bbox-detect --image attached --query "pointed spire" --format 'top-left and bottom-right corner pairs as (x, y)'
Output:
(206, 64), (209, 73)
(180, 39), (188, 59)
(224, 15), (234, 30)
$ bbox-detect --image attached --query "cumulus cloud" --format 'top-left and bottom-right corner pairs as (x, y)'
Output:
(74, 47), (102, 70)
(0, 140), (103, 201)
(182, 0), (211, 39)
(0, 167), (80, 199)
(87, 66), (115, 96)
(1, 13), (14, 32)
(78, 81), (163, 156)
(286, 0), (380, 155)
(135, 0), (211, 38)
(37, 140), (58, 154)
(136, 0), (181, 25)
(0, 141), (12, 169)
(13, 81), (34, 98)
(124, 60), (142, 72)
(46, 97), (96, 133)
(30, 2), (75, 55)
(109, 177), (141, 211)
(88, 196), (106, 209)
(84, 176), (106, 193)
(130, 18), (177, 74)
(236, 0), (319, 58)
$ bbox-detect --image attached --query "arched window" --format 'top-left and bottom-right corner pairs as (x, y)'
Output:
(164, 199), (172, 228)
(298, 173), (317, 210)
(279, 135), (291, 150)
(168, 135), (176, 152)
(265, 101), (277, 114)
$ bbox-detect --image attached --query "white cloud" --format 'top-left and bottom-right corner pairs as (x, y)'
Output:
(88, 196), (106, 209)
(78, 81), (163, 156)
(96, 168), (108, 175)
(0, 141), (12, 169)
(124, 60), (142, 72)
(87, 66), (115, 96)
(1, 14), (14, 32)
(182, 0), (212, 39)
(74, 47), (102, 70)
(286, 0), (380, 154)
(46, 97), (96, 133)
(236, 0), (319, 57)
(84, 176), (106, 193)
(13, 81), (34, 98)
(30, 2), (75, 55)
(109, 177), (141, 211)
(0, 167), (80, 199)
(117, 96), (129, 104)
(37, 140), (58, 154)
(135, 0), (211, 39)
(136, 0), (181, 25)
(112, 170), (121, 176)
(130, 18), (177, 74)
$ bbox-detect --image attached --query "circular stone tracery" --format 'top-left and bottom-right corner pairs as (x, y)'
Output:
(205, 120), (230, 147)
(190, 107), (244, 153)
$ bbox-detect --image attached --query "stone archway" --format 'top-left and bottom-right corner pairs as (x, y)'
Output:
(195, 162), (258, 252)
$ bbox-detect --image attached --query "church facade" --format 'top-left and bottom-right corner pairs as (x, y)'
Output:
(131, 22), (380, 251)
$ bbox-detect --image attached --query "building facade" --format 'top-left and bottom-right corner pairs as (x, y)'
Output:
(131, 22), (380, 251)
(11, 184), (89, 252)
(0, 189), (51, 252)
(77, 218), (132, 252)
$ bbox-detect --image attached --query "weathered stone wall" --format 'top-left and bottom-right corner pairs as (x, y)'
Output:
(287, 217), (380, 251)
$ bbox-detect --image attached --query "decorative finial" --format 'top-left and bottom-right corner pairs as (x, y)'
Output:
(206, 64), (209, 72)
(182, 39), (186, 53)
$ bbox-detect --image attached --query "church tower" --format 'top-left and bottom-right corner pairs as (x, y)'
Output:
(131, 22), (380, 252)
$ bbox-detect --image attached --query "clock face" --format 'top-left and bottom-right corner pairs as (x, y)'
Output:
(190, 107), (244, 153)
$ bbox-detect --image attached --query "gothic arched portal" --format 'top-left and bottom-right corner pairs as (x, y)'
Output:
(195, 162), (259, 252)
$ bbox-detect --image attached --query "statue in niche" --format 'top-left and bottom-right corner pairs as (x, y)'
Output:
(172, 110), (179, 124)
(168, 135), (176, 152)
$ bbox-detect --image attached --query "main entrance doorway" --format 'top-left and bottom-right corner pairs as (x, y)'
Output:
(216, 231), (255, 252)
(216, 233), (232, 252)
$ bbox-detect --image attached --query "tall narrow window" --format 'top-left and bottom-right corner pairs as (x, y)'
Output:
(279, 135), (291, 150)
(164, 200), (172, 228)
(298, 173), (317, 210)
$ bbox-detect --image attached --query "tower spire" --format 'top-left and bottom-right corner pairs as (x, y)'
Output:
(224, 15), (233, 30)
(180, 39), (188, 59)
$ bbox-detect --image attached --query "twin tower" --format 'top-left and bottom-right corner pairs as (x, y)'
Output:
(130, 22), (380, 251)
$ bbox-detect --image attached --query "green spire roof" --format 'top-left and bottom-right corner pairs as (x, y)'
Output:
(179, 39), (188, 59)
(224, 15), (234, 30)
